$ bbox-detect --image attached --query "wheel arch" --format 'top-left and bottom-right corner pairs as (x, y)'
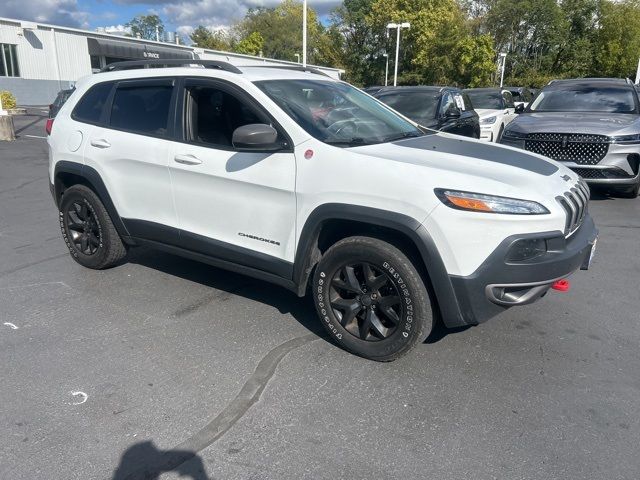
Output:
(293, 204), (467, 327)
(53, 161), (132, 242)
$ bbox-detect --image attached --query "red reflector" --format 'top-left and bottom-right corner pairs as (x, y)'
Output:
(45, 118), (54, 135)
(304, 149), (314, 159)
(551, 279), (570, 292)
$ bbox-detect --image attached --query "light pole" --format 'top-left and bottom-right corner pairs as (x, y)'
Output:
(635, 57), (640, 84)
(387, 22), (410, 87)
(499, 52), (507, 88)
(383, 53), (389, 86)
(302, 0), (307, 67)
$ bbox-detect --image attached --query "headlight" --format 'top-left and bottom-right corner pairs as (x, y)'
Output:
(609, 133), (640, 144)
(481, 116), (497, 125)
(434, 189), (550, 215)
(501, 129), (527, 140)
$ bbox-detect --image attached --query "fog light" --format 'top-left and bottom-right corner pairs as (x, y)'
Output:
(506, 238), (547, 262)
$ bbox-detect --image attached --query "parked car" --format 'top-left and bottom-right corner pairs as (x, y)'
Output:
(374, 86), (480, 139)
(362, 86), (385, 95)
(500, 78), (640, 198)
(47, 59), (598, 361)
(49, 88), (74, 118)
(503, 86), (534, 108)
(462, 88), (521, 142)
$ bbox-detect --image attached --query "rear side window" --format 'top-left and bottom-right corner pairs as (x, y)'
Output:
(110, 81), (173, 136)
(72, 82), (114, 124)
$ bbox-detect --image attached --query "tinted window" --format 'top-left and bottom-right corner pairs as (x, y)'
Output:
(529, 86), (637, 113)
(502, 91), (515, 108)
(463, 90), (503, 109)
(256, 79), (425, 146)
(376, 91), (439, 125)
(72, 82), (114, 124)
(440, 92), (456, 116)
(110, 83), (173, 135)
(185, 85), (265, 147)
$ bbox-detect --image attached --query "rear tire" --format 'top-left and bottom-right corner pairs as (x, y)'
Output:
(312, 236), (433, 361)
(59, 184), (127, 269)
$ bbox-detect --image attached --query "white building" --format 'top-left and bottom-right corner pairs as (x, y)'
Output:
(0, 17), (343, 105)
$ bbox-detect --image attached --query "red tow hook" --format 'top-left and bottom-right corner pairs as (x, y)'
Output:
(551, 279), (571, 292)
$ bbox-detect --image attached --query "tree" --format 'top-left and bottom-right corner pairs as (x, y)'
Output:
(190, 26), (232, 51)
(235, 31), (265, 56)
(125, 14), (165, 41)
(594, 0), (640, 78)
(453, 34), (496, 87)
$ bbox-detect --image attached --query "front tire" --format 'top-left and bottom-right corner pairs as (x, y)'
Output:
(59, 184), (127, 269)
(312, 236), (433, 361)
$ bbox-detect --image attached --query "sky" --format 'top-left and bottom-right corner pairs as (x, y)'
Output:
(0, 0), (341, 40)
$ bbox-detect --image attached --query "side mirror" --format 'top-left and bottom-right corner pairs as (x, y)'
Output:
(515, 104), (525, 113)
(444, 107), (461, 119)
(232, 124), (281, 151)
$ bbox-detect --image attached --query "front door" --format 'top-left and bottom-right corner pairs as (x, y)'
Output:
(168, 78), (297, 275)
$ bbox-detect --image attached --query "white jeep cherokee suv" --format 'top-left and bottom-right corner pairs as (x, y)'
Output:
(47, 60), (598, 361)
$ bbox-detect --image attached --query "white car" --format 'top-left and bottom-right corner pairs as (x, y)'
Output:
(47, 60), (598, 361)
(463, 88), (521, 142)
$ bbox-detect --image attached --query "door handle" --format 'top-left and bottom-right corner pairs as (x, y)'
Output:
(90, 139), (111, 149)
(174, 154), (202, 166)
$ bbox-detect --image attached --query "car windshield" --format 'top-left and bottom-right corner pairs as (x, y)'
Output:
(464, 91), (503, 109)
(376, 91), (439, 126)
(255, 79), (426, 146)
(529, 86), (638, 113)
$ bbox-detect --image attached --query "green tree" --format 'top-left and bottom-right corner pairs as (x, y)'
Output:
(594, 0), (640, 78)
(453, 34), (496, 87)
(125, 14), (165, 41)
(190, 26), (232, 51)
(235, 31), (265, 56)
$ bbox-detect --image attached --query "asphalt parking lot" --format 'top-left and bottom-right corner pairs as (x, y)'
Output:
(1, 110), (639, 480)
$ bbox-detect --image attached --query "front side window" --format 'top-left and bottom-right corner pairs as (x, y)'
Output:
(529, 86), (638, 113)
(72, 81), (114, 124)
(0, 43), (20, 77)
(255, 79), (425, 147)
(502, 91), (515, 108)
(184, 85), (267, 148)
(110, 81), (173, 136)
(464, 90), (504, 110)
(376, 91), (440, 126)
(439, 92), (456, 116)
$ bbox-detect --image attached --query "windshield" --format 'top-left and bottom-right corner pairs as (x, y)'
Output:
(464, 90), (503, 109)
(529, 87), (638, 113)
(375, 91), (439, 126)
(255, 79), (425, 146)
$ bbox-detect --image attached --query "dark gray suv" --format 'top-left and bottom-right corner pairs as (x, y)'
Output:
(500, 78), (640, 197)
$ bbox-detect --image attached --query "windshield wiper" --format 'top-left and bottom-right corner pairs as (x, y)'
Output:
(381, 131), (424, 143)
(324, 137), (369, 147)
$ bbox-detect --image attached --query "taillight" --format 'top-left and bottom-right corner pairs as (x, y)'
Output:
(45, 118), (54, 135)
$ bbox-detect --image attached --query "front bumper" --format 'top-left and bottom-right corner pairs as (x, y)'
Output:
(447, 214), (598, 325)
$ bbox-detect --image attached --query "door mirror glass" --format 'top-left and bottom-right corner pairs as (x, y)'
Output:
(515, 103), (525, 113)
(445, 106), (461, 119)
(232, 124), (280, 151)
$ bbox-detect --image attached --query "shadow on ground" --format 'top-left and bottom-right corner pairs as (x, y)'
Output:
(111, 441), (208, 480)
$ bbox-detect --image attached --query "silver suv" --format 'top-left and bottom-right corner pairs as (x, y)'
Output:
(500, 78), (640, 197)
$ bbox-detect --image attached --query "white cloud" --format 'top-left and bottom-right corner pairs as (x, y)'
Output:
(1, 0), (90, 28)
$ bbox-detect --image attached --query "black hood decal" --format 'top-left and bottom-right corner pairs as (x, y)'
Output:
(394, 135), (559, 176)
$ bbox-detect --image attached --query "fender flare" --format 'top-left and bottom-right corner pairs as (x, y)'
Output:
(293, 204), (467, 327)
(53, 160), (131, 241)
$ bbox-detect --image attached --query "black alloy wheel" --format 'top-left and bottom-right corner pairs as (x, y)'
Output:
(330, 262), (402, 341)
(65, 200), (101, 255)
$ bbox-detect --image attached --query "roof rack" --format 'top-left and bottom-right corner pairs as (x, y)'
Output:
(243, 65), (330, 78)
(100, 59), (242, 74)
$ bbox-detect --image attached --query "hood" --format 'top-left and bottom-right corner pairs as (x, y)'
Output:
(347, 133), (579, 202)
(475, 108), (501, 119)
(506, 112), (640, 136)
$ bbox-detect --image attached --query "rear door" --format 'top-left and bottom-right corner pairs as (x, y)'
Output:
(84, 77), (178, 241)
(167, 78), (297, 271)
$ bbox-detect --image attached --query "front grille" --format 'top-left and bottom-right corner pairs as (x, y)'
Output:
(556, 180), (590, 236)
(524, 133), (609, 165)
(571, 168), (607, 179)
